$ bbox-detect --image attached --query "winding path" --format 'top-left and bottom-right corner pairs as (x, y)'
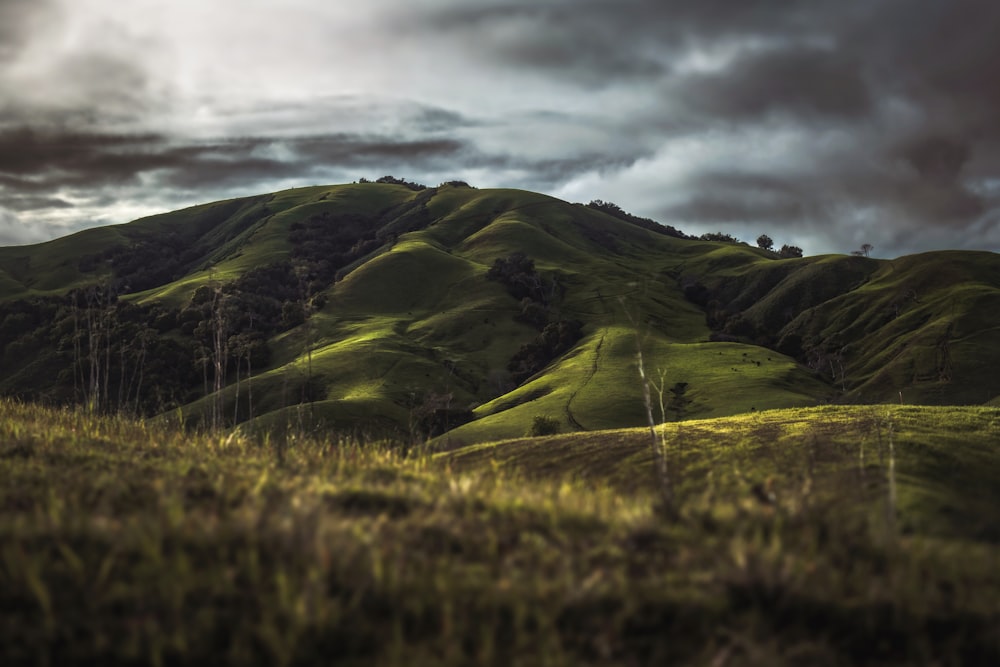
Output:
(565, 330), (605, 430)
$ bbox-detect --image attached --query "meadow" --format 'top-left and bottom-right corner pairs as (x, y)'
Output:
(2, 398), (997, 665)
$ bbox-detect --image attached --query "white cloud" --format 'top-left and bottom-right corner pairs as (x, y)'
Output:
(0, 208), (47, 246)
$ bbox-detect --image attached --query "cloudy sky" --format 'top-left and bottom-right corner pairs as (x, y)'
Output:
(1, 0), (999, 257)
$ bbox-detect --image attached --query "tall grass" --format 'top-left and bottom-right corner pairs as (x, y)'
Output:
(1, 399), (998, 665)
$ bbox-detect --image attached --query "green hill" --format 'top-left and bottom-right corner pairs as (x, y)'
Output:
(2, 181), (999, 442)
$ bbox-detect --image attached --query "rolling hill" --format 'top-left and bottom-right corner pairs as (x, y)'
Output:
(2, 180), (999, 443)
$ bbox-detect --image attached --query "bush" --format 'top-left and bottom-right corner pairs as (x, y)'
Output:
(700, 232), (744, 244)
(779, 244), (804, 258)
(528, 415), (560, 437)
(507, 319), (584, 384)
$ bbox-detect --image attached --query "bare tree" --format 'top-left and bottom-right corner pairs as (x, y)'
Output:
(621, 298), (673, 515)
(852, 243), (874, 257)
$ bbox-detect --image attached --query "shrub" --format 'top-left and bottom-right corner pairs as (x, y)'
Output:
(779, 244), (804, 258)
(700, 232), (744, 244)
(528, 415), (560, 436)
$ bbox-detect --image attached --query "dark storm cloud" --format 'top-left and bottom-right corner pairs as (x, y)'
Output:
(3, 0), (1000, 255)
(418, 0), (829, 57)
(897, 134), (973, 185)
(160, 135), (467, 190)
(399, 2), (677, 86)
(0, 125), (470, 198)
(666, 197), (806, 225)
(676, 46), (872, 121)
(665, 171), (812, 225)
(401, 0), (1000, 253)
(845, 0), (1000, 130)
(0, 128), (164, 179)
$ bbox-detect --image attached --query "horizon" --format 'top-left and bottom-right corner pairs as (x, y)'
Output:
(3, 179), (998, 261)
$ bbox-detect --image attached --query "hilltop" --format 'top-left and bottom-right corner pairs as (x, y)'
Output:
(2, 180), (999, 441)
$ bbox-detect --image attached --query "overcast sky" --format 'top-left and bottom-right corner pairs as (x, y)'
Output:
(1, 0), (999, 257)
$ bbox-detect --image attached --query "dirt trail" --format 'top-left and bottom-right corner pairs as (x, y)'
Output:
(565, 330), (605, 430)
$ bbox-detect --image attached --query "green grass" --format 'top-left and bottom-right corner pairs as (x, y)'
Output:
(440, 327), (830, 447)
(0, 226), (126, 298)
(4, 182), (1000, 441)
(1, 399), (998, 665)
(132, 183), (419, 307)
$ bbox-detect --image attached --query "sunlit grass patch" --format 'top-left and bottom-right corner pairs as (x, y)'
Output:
(1, 400), (999, 664)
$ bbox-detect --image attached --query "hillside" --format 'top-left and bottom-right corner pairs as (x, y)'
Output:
(2, 399), (997, 664)
(2, 181), (999, 442)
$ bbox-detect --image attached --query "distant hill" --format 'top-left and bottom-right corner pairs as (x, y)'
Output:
(2, 181), (999, 443)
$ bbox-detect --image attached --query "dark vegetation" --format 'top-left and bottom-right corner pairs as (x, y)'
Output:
(528, 414), (561, 435)
(486, 252), (584, 384)
(1, 186), (443, 425)
(77, 198), (274, 292)
(0, 289), (199, 413)
(507, 319), (584, 385)
(357, 175), (429, 191)
(586, 199), (688, 238)
(698, 231), (746, 244)
(778, 244), (804, 258)
(409, 391), (475, 439)
(678, 250), (1000, 404)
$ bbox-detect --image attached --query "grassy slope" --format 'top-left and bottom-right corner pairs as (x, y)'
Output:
(447, 404), (1000, 542)
(281, 187), (831, 442)
(693, 249), (1000, 406)
(1, 399), (997, 665)
(3, 182), (1000, 442)
(169, 184), (830, 440)
(0, 226), (128, 297)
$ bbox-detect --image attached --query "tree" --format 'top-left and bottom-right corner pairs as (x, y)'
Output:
(756, 234), (774, 251)
(851, 243), (874, 257)
(667, 382), (692, 421)
(778, 244), (803, 258)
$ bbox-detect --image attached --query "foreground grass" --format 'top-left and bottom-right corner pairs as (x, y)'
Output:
(1, 400), (998, 665)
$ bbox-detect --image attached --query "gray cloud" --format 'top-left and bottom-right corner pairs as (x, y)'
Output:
(897, 134), (973, 184)
(0, 0), (55, 63)
(430, 5), (669, 87)
(0, 127), (470, 194)
(2, 195), (74, 212)
(675, 46), (871, 122)
(1, 0), (1000, 257)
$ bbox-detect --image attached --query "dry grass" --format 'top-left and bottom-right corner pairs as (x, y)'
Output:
(1, 399), (998, 665)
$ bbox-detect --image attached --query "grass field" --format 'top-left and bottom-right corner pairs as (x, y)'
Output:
(2, 399), (997, 665)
